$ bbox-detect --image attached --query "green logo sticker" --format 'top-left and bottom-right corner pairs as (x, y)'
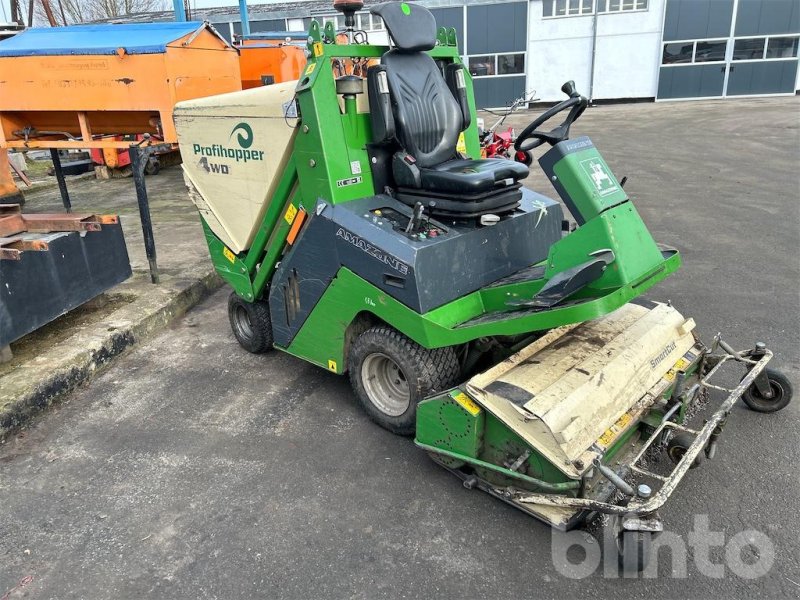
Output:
(401, 2), (411, 15)
(229, 122), (254, 149)
(579, 157), (618, 197)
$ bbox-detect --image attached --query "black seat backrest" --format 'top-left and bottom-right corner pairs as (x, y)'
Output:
(369, 2), (463, 168)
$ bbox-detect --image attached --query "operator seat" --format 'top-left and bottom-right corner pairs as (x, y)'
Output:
(367, 2), (529, 217)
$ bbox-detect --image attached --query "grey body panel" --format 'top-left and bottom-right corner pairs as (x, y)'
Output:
(269, 190), (562, 348)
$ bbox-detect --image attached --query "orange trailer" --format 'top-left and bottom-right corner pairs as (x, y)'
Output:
(0, 22), (242, 150)
(237, 35), (306, 89)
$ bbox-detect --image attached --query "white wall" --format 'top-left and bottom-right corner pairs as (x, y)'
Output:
(527, 0), (666, 101)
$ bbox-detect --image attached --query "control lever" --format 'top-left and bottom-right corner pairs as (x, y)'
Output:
(405, 201), (425, 234)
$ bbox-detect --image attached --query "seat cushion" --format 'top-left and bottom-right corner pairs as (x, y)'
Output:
(419, 157), (529, 194)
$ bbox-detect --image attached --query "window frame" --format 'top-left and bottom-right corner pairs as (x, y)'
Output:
(730, 34), (800, 63)
(660, 38), (729, 66)
(543, 0), (649, 19)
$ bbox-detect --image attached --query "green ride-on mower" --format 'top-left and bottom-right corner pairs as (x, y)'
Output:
(174, 0), (792, 571)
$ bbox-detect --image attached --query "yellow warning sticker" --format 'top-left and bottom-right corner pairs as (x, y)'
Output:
(327, 359), (337, 372)
(456, 132), (467, 154)
(284, 204), (298, 225)
(451, 391), (481, 416)
(597, 412), (633, 447)
(664, 357), (691, 382)
(313, 42), (324, 57)
(222, 246), (236, 263)
(305, 62), (316, 76)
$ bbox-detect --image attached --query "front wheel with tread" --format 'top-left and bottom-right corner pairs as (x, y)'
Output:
(348, 326), (460, 436)
(227, 292), (273, 354)
(741, 368), (792, 413)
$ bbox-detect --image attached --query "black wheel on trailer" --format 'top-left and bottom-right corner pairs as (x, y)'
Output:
(616, 530), (652, 573)
(227, 292), (273, 354)
(666, 432), (703, 468)
(348, 326), (460, 436)
(144, 157), (160, 175)
(741, 368), (793, 413)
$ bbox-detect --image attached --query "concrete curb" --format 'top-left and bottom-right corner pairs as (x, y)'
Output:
(0, 268), (223, 439)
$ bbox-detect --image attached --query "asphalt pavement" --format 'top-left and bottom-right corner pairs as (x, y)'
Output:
(1, 97), (798, 599)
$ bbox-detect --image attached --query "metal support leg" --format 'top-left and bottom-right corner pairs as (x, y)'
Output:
(130, 146), (160, 284)
(49, 148), (71, 212)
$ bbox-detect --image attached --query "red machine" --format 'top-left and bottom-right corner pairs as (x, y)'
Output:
(478, 93), (536, 166)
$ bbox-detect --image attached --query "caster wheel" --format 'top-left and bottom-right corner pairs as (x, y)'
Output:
(617, 530), (652, 573)
(227, 292), (273, 354)
(348, 326), (460, 436)
(666, 432), (703, 468)
(741, 368), (793, 413)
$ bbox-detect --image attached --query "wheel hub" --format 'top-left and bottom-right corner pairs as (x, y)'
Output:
(361, 353), (410, 417)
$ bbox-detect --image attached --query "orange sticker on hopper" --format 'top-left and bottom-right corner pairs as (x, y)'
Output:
(286, 208), (307, 245)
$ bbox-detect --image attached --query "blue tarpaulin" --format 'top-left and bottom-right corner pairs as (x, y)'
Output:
(0, 21), (209, 57)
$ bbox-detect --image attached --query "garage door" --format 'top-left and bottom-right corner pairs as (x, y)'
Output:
(657, 0), (799, 99)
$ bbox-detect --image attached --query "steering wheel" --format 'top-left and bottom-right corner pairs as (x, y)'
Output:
(514, 81), (589, 152)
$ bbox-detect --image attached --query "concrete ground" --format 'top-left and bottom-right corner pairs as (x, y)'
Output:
(0, 97), (798, 599)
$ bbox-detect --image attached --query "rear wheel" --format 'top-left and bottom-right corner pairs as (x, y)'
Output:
(348, 326), (460, 435)
(741, 368), (792, 413)
(227, 292), (273, 354)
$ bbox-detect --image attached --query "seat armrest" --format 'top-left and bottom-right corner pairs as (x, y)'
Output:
(444, 63), (471, 131)
(367, 65), (395, 143)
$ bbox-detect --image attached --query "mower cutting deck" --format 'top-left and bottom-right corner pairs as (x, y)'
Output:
(175, 0), (792, 571)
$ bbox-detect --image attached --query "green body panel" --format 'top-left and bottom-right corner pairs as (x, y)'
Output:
(283, 249), (679, 373)
(553, 146), (628, 221)
(416, 388), (577, 491)
(200, 217), (254, 299)
(415, 389), (484, 458)
(544, 203), (666, 289)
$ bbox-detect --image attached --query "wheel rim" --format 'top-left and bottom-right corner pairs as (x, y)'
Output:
(232, 305), (253, 341)
(751, 381), (784, 404)
(361, 353), (410, 417)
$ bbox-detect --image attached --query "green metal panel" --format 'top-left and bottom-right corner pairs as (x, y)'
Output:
(416, 389), (485, 458)
(281, 251), (679, 371)
(200, 217), (254, 300)
(552, 146), (628, 222)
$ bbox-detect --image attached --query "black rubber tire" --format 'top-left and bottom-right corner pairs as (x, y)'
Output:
(617, 530), (652, 573)
(741, 368), (793, 413)
(666, 432), (703, 468)
(348, 326), (461, 436)
(144, 158), (160, 175)
(227, 292), (273, 354)
(515, 150), (534, 166)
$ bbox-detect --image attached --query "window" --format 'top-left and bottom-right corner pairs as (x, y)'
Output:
(469, 56), (496, 76)
(286, 18), (310, 32)
(733, 38), (765, 60)
(598, 0), (648, 11)
(319, 12), (384, 32)
(662, 40), (727, 65)
(662, 42), (694, 64)
(544, 0), (648, 17)
(468, 53), (525, 77)
(694, 40), (727, 63)
(498, 53), (525, 75)
(766, 37), (799, 59)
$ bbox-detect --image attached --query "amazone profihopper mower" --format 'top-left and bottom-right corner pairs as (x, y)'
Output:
(174, 1), (792, 571)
